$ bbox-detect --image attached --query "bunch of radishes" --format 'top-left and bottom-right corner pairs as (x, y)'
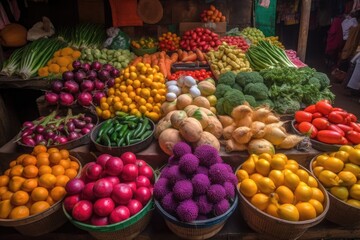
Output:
(180, 28), (221, 52)
(63, 152), (154, 226)
(45, 61), (120, 107)
(219, 36), (249, 52)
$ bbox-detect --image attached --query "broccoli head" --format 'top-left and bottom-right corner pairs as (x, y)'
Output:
(215, 98), (225, 115)
(244, 95), (256, 107)
(312, 72), (330, 90)
(307, 77), (321, 90)
(215, 84), (232, 99)
(255, 99), (274, 109)
(273, 97), (301, 114)
(218, 71), (236, 86)
(235, 71), (264, 87)
(243, 82), (269, 100)
(233, 83), (243, 92)
(222, 89), (245, 115)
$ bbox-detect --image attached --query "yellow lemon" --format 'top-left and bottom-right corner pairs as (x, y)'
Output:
(277, 203), (299, 221)
(349, 184), (360, 200)
(331, 186), (349, 201)
(250, 193), (269, 211)
(239, 179), (258, 198)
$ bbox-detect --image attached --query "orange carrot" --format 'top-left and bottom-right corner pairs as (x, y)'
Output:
(159, 51), (166, 60)
(165, 58), (172, 78)
(152, 58), (159, 67)
(170, 52), (179, 63)
(177, 49), (183, 61)
(182, 53), (197, 62)
(131, 56), (143, 66)
(181, 51), (188, 61)
(195, 48), (205, 61)
(158, 58), (167, 78)
(142, 54), (152, 65)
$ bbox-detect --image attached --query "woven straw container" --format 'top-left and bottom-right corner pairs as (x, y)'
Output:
(309, 156), (360, 227)
(155, 195), (238, 240)
(0, 156), (82, 236)
(63, 199), (154, 240)
(237, 164), (329, 240)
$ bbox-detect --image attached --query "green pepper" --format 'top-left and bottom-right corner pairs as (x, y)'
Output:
(124, 115), (139, 122)
(132, 123), (143, 138)
(125, 130), (135, 145)
(135, 118), (149, 138)
(117, 124), (128, 138)
(141, 130), (153, 140)
(127, 122), (138, 130)
(100, 133), (111, 147)
(129, 138), (142, 144)
(117, 137), (125, 147)
(113, 123), (123, 133)
(98, 119), (113, 138)
(110, 131), (118, 143)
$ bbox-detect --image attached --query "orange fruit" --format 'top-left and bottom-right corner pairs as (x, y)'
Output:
(307, 176), (318, 188)
(294, 183), (313, 202)
(1, 191), (13, 201)
(268, 170), (284, 187)
(51, 165), (65, 176)
(250, 193), (269, 211)
(331, 186), (349, 200)
(0, 199), (13, 218)
(239, 178), (258, 198)
(296, 202), (317, 220)
(311, 187), (325, 203)
(275, 185), (294, 204)
(9, 160), (17, 168)
(36, 155), (50, 167)
(0, 186), (7, 196)
(349, 184), (360, 200)
(22, 165), (39, 178)
(348, 148), (360, 165)
(250, 173), (263, 183)
(9, 205), (29, 219)
(296, 169), (309, 183)
(21, 178), (38, 192)
(55, 175), (70, 187)
(283, 169), (300, 191)
(256, 177), (276, 194)
(265, 203), (279, 218)
(323, 157), (344, 173)
(338, 171), (357, 187)
(347, 199), (360, 208)
(0, 175), (10, 187)
(46, 195), (55, 206)
(3, 169), (10, 176)
(258, 153), (273, 162)
(30, 201), (50, 215)
(38, 165), (52, 175)
(11, 190), (29, 206)
(308, 199), (324, 215)
(50, 186), (66, 202)
(31, 187), (49, 201)
(69, 161), (80, 170)
(270, 156), (287, 170)
(47, 147), (59, 154)
(241, 158), (256, 175)
(318, 170), (339, 188)
(22, 155), (37, 166)
(9, 165), (24, 177)
(236, 169), (249, 181)
(277, 203), (299, 221)
(49, 152), (62, 165)
(59, 149), (69, 159)
(8, 176), (26, 192)
(59, 159), (71, 170)
(38, 173), (57, 189)
(16, 154), (31, 165)
(32, 145), (47, 156)
(255, 159), (270, 176)
(65, 168), (78, 179)
(334, 150), (350, 163)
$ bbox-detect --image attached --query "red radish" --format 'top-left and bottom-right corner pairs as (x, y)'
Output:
(93, 178), (113, 198)
(63, 194), (81, 213)
(81, 182), (96, 201)
(72, 200), (93, 222)
(136, 159), (146, 167)
(127, 199), (143, 216)
(91, 215), (109, 226)
(135, 187), (151, 206)
(104, 176), (120, 186)
(77, 92), (93, 107)
(65, 178), (85, 195)
(125, 181), (137, 194)
(105, 157), (123, 176)
(86, 163), (103, 181)
(111, 183), (133, 205)
(96, 154), (112, 167)
(93, 197), (115, 217)
(121, 164), (138, 182)
(120, 152), (137, 165)
(135, 176), (151, 188)
(109, 206), (130, 224)
(139, 165), (154, 182)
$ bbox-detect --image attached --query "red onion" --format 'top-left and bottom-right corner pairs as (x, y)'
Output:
(84, 116), (93, 123)
(35, 125), (45, 134)
(68, 132), (81, 141)
(106, 78), (115, 87)
(102, 64), (114, 72)
(93, 92), (106, 105)
(73, 118), (86, 128)
(72, 60), (82, 70)
(87, 70), (98, 80)
(98, 69), (110, 82)
(59, 92), (75, 106)
(85, 123), (94, 130)
(94, 79), (105, 90)
(35, 134), (44, 144)
(45, 92), (59, 105)
(63, 81), (79, 94)
(78, 92), (93, 106)
(110, 68), (120, 78)
(91, 61), (102, 71)
(66, 121), (76, 132)
(51, 80), (63, 93)
(62, 71), (75, 81)
(22, 121), (34, 128)
(22, 136), (36, 146)
(81, 80), (95, 92)
(82, 63), (91, 72)
(21, 129), (33, 138)
(81, 128), (91, 135)
(44, 131), (56, 140)
(74, 71), (86, 83)
(55, 136), (68, 144)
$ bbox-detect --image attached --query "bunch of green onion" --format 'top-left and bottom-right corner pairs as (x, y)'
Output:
(0, 47), (24, 76)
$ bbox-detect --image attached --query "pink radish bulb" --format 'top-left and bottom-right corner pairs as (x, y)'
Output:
(120, 152), (137, 165)
(96, 154), (112, 168)
(135, 187), (151, 206)
(136, 159), (146, 167)
(63, 194), (81, 213)
(81, 182), (96, 201)
(135, 176), (151, 188)
(139, 165), (154, 182)
(65, 178), (85, 195)
(105, 157), (123, 176)
(72, 200), (93, 222)
(109, 206), (130, 224)
(104, 176), (120, 186)
(90, 215), (109, 226)
(121, 164), (138, 182)
(93, 178), (113, 198)
(86, 163), (103, 181)
(111, 183), (133, 205)
(127, 199), (143, 216)
(93, 197), (115, 217)
(125, 181), (137, 194)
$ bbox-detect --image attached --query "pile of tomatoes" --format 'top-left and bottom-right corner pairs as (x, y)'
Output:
(167, 69), (213, 81)
(158, 32), (181, 51)
(294, 100), (360, 145)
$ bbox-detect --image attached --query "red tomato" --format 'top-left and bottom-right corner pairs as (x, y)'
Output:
(312, 118), (329, 130)
(346, 131), (360, 144)
(295, 111), (313, 123)
(304, 104), (317, 113)
(327, 124), (345, 136)
(347, 113), (358, 122)
(336, 124), (353, 133)
(349, 122), (360, 132)
(331, 107), (345, 112)
(315, 100), (333, 115)
(328, 111), (344, 124)
(312, 112), (323, 118)
(316, 130), (343, 144)
(339, 137), (349, 145)
(297, 122), (318, 138)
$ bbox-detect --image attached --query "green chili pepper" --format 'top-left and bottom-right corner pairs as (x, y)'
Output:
(135, 118), (149, 138)
(117, 137), (125, 147)
(101, 133), (111, 147)
(98, 119), (113, 138)
(141, 130), (153, 140)
(129, 138), (142, 144)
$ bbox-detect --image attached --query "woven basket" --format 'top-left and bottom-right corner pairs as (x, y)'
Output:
(0, 156), (82, 236)
(237, 164), (329, 240)
(63, 199), (154, 240)
(309, 156), (360, 228)
(155, 196), (238, 240)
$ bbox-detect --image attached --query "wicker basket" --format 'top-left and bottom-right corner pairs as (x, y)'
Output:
(155, 196), (238, 240)
(0, 156), (82, 236)
(130, 45), (158, 56)
(237, 164), (330, 240)
(309, 156), (360, 228)
(63, 199), (154, 240)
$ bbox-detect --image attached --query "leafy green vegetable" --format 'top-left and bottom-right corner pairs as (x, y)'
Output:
(312, 71), (330, 90)
(218, 71), (236, 86)
(215, 84), (232, 99)
(235, 71), (264, 87)
(273, 97), (301, 114)
(243, 82), (269, 100)
(244, 95), (257, 107)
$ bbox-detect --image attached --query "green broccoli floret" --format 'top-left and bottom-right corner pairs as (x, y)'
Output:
(312, 72), (330, 90)
(214, 84), (232, 99)
(235, 71), (264, 87)
(233, 83), (243, 92)
(273, 97), (301, 114)
(243, 82), (269, 100)
(255, 99), (274, 109)
(307, 77), (321, 90)
(222, 89), (245, 115)
(244, 95), (256, 107)
(218, 71), (236, 86)
(215, 98), (225, 115)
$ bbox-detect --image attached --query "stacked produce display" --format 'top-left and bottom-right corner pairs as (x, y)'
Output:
(1, 11), (360, 239)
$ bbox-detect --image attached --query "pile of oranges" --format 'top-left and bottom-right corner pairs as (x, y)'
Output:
(311, 144), (360, 207)
(0, 145), (80, 220)
(236, 153), (326, 222)
(95, 62), (166, 122)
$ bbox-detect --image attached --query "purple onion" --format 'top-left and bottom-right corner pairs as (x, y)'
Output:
(87, 70), (98, 80)
(73, 118), (86, 128)
(63, 81), (79, 94)
(81, 128), (91, 135)
(91, 61), (102, 71)
(66, 121), (76, 132)
(45, 92), (59, 105)
(94, 79), (105, 90)
(85, 123), (94, 130)
(51, 80), (63, 93)
(22, 121), (34, 128)
(82, 63), (91, 72)
(110, 68), (120, 78)
(62, 71), (74, 81)
(93, 92), (106, 105)
(59, 92), (75, 106)
(35, 125), (45, 134)
(102, 64), (114, 72)
(55, 136), (68, 145)
(68, 132), (80, 141)
(98, 69), (110, 82)
(77, 92), (93, 107)
(106, 78), (115, 87)
(74, 71), (86, 83)
(58, 124), (65, 132)
(72, 60), (82, 70)
(80, 80), (95, 92)
(84, 116), (93, 123)
(44, 131), (56, 140)
(21, 129), (33, 138)
(22, 136), (36, 146)
(35, 134), (44, 144)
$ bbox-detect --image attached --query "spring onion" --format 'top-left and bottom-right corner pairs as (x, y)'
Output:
(0, 47), (24, 76)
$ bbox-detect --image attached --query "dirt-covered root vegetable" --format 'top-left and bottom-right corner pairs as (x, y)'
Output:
(232, 126), (253, 144)
(225, 139), (247, 152)
(231, 104), (253, 122)
(159, 128), (184, 155)
(193, 131), (220, 151)
(252, 106), (272, 122)
(263, 125), (287, 145)
(176, 94), (193, 110)
(250, 121), (266, 139)
(161, 100), (178, 116)
(204, 116), (223, 139)
(247, 139), (275, 155)
(218, 115), (234, 128)
(179, 117), (203, 143)
(183, 105), (201, 116)
(223, 124), (237, 140)
(276, 134), (305, 149)
(199, 107), (215, 117)
(192, 96), (211, 109)
(187, 108), (209, 129)
(170, 110), (188, 129)
(154, 119), (172, 139)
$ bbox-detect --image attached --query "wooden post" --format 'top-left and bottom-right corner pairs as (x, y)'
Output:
(297, 0), (312, 62)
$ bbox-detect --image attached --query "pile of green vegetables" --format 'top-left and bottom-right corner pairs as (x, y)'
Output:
(215, 67), (335, 115)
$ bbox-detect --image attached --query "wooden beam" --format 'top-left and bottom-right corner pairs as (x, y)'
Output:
(297, 0), (312, 62)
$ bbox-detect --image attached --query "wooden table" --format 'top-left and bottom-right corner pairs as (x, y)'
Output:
(1, 140), (359, 240)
